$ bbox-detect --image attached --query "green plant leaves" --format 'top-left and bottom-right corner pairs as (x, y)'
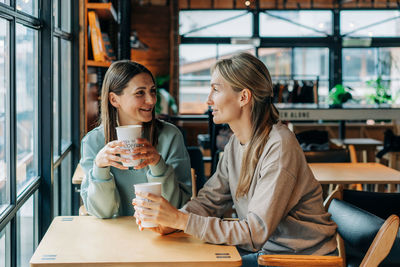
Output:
(329, 84), (353, 105)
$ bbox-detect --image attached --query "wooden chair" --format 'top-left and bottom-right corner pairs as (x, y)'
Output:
(258, 185), (400, 267)
(186, 146), (206, 196)
(340, 188), (400, 266)
(191, 168), (197, 199)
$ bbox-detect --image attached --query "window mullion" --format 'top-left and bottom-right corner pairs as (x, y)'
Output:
(38, 0), (54, 240)
(8, 13), (17, 267)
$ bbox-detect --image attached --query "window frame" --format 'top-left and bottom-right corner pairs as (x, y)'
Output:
(0, 1), (80, 266)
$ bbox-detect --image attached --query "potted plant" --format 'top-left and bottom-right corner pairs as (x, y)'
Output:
(155, 75), (178, 115)
(328, 84), (353, 108)
(365, 76), (392, 105)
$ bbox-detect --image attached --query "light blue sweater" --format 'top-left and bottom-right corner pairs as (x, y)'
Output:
(80, 121), (192, 218)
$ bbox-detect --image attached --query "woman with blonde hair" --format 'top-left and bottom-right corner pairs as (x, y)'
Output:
(80, 60), (191, 218)
(133, 53), (337, 266)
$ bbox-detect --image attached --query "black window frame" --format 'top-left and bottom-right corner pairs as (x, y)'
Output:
(179, 7), (400, 112)
(0, 0), (80, 266)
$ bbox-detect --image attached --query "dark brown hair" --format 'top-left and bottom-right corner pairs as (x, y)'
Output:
(99, 60), (162, 145)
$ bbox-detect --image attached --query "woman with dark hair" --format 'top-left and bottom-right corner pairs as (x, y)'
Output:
(133, 53), (337, 267)
(80, 60), (191, 218)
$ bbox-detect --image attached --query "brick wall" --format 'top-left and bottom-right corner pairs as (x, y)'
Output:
(130, 4), (170, 78)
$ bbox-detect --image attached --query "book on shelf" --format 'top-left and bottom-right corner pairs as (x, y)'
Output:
(101, 32), (116, 61)
(88, 11), (107, 62)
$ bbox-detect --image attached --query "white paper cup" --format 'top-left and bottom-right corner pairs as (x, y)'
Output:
(116, 125), (142, 167)
(134, 182), (162, 228)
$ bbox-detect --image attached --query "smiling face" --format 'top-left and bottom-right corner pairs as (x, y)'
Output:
(109, 72), (156, 125)
(207, 70), (242, 125)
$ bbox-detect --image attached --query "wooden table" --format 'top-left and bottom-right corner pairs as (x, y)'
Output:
(72, 163), (84, 185)
(30, 216), (242, 267)
(330, 138), (383, 163)
(309, 162), (400, 192)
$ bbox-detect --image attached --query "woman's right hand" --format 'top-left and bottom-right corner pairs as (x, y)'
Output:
(95, 140), (131, 170)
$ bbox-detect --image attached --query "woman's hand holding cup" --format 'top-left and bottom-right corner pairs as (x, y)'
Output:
(132, 190), (189, 233)
(131, 138), (161, 169)
(95, 140), (132, 170)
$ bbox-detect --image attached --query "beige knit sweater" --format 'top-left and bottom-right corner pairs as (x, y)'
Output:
(182, 122), (337, 255)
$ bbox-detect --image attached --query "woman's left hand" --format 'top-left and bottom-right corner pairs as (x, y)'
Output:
(132, 192), (189, 231)
(135, 217), (177, 235)
(131, 138), (161, 169)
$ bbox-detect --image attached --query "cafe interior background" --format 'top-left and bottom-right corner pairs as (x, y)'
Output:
(1, 0), (400, 265)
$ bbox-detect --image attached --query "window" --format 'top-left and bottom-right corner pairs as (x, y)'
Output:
(53, 37), (59, 159)
(53, 167), (59, 216)
(341, 11), (400, 37)
(60, 39), (71, 152)
(260, 11), (332, 37)
(60, 0), (71, 33)
(17, 194), (36, 267)
(16, 0), (39, 17)
(259, 47), (329, 103)
(179, 44), (255, 114)
(16, 24), (38, 195)
(52, 0), (75, 222)
(180, 11), (252, 37)
(0, 0), (78, 266)
(0, 225), (10, 267)
(179, 10), (333, 112)
(61, 153), (71, 215)
(343, 47), (400, 103)
(53, 0), (58, 28)
(0, 19), (9, 213)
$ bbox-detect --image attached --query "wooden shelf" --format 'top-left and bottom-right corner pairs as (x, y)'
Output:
(87, 2), (117, 22)
(87, 60), (112, 67)
(83, 0), (120, 133)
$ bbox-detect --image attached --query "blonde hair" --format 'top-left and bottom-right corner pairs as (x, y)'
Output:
(212, 52), (279, 199)
(99, 60), (162, 145)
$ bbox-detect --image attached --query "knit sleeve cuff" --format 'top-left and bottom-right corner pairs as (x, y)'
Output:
(149, 157), (168, 177)
(184, 213), (207, 239)
(92, 163), (112, 181)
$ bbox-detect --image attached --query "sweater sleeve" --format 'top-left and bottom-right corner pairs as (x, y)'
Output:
(181, 150), (233, 217)
(79, 135), (121, 219)
(183, 142), (299, 252)
(146, 126), (192, 208)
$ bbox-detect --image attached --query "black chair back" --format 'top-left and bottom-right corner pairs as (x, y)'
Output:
(305, 149), (351, 163)
(328, 199), (385, 267)
(342, 189), (400, 266)
(186, 146), (206, 194)
(296, 130), (329, 151)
